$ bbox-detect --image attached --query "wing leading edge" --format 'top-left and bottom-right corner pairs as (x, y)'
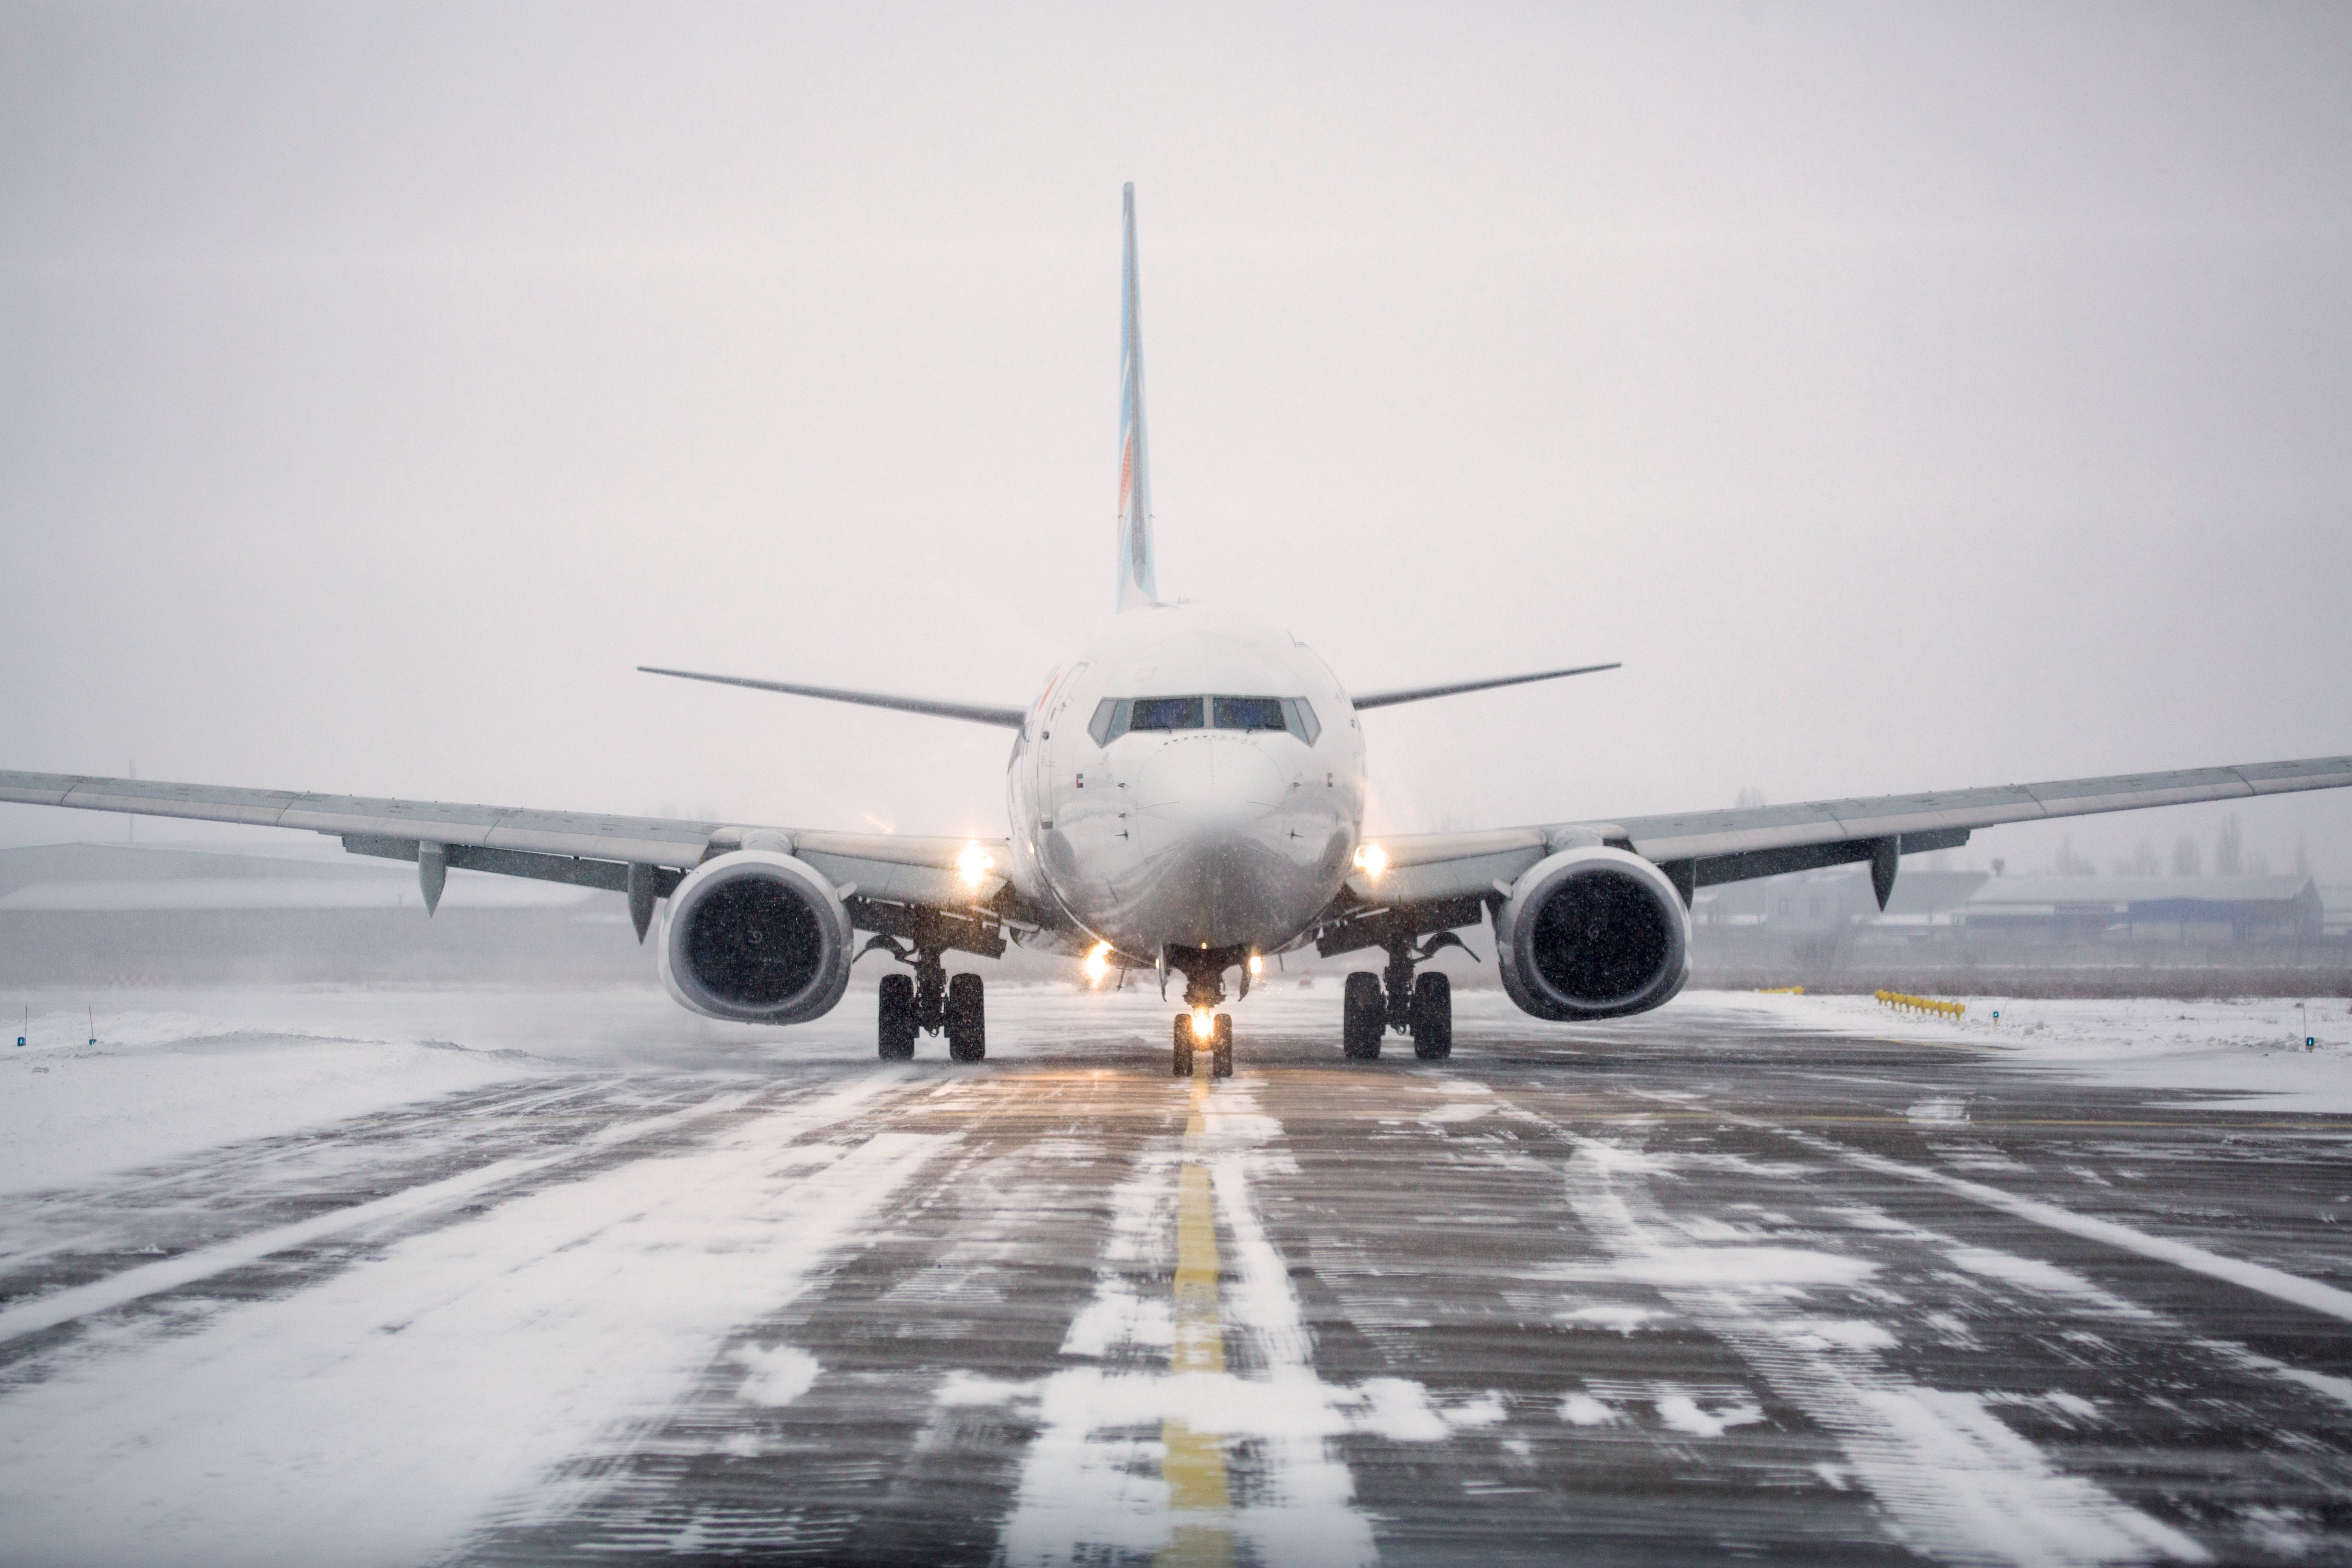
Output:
(637, 666), (1027, 728)
(1352, 661), (1621, 711)
(0, 769), (1022, 939)
(1344, 752), (2352, 911)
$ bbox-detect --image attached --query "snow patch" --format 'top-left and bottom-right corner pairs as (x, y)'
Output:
(1561, 1304), (1659, 1333)
(1655, 1393), (1765, 1438)
(1775, 1319), (1897, 1352)
(1559, 1246), (1876, 1289)
(735, 1345), (820, 1407)
(1058, 1285), (1172, 1358)
(1947, 1248), (2110, 1300)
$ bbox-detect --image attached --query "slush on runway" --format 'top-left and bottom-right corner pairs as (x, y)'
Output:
(6, 988), (2352, 1566)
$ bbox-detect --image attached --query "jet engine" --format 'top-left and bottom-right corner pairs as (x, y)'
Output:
(659, 850), (854, 1024)
(1494, 846), (1689, 1021)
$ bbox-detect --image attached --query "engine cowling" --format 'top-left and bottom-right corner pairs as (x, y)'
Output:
(1494, 846), (1690, 1021)
(659, 850), (854, 1025)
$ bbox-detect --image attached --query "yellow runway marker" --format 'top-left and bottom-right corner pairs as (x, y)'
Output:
(1159, 1076), (1234, 1568)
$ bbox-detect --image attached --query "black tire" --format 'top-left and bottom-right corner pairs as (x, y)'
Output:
(1343, 972), (1384, 1060)
(1172, 1014), (1194, 1077)
(878, 973), (918, 1060)
(1212, 1013), (1234, 1078)
(1411, 971), (1452, 1060)
(945, 972), (986, 1062)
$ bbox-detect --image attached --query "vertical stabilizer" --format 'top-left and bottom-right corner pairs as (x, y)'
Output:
(1115, 183), (1159, 612)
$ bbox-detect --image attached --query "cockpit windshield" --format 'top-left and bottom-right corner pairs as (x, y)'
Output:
(1212, 696), (1286, 731)
(1128, 696), (1204, 731)
(1088, 695), (1321, 746)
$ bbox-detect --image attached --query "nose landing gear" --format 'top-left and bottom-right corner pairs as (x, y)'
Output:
(1164, 944), (1245, 1078)
(1171, 1011), (1233, 1078)
(1171, 1020), (1242, 1081)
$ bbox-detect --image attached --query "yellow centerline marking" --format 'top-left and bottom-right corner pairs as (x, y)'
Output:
(1159, 1073), (1234, 1568)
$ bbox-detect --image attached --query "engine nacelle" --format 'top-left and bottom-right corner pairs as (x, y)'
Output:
(659, 850), (854, 1025)
(1494, 846), (1690, 1021)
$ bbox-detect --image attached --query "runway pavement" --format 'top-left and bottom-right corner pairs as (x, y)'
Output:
(5, 987), (2352, 1566)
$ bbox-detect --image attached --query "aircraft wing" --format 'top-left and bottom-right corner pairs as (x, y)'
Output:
(1345, 753), (2352, 911)
(0, 769), (1020, 922)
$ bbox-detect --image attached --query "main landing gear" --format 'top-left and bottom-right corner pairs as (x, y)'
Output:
(875, 946), (985, 1062)
(1342, 933), (1457, 1061)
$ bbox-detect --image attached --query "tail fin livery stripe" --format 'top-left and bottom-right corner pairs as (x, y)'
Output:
(1116, 182), (1159, 612)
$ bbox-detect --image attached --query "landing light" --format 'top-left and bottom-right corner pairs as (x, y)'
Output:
(957, 843), (996, 888)
(1191, 1007), (1213, 1041)
(1353, 842), (1388, 880)
(1084, 942), (1112, 984)
(1247, 953), (1263, 977)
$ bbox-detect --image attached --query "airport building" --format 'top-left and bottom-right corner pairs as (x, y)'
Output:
(1697, 866), (2329, 943)
(0, 839), (631, 985)
(1958, 875), (2325, 943)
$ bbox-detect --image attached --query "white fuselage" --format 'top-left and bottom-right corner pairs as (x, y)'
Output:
(1003, 604), (1367, 960)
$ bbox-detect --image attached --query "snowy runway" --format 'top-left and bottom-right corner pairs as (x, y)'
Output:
(6, 985), (2352, 1565)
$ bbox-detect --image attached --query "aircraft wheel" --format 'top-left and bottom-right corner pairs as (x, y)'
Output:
(1342, 972), (1384, 1060)
(878, 973), (918, 1060)
(1212, 1013), (1234, 1078)
(1172, 1014), (1194, 1076)
(1411, 971), (1452, 1061)
(945, 973), (986, 1061)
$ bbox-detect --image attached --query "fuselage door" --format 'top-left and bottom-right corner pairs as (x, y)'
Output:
(1034, 663), (1087, 826)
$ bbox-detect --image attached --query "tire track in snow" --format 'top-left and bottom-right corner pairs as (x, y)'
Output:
(0, 1073), (950, 1568)
(0, 1076), (618, 1285)
(457, 1068), (1146, 1563)
(965, 1070), (1497, 1568)
(1495, 1091), (2208, 1567)
(1765, 1122), (2352, 1326)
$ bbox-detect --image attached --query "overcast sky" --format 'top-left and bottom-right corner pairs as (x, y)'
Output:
(5, 2), (2350, 878)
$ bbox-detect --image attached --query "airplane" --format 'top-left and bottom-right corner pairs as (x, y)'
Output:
(7, 184), (2351, 1079)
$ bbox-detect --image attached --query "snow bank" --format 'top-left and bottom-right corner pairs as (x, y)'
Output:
(0, 999), (555, 1194)
(1685, 990), (2352, 1114)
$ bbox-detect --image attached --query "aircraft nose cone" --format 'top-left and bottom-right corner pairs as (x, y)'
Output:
(1132, 737), (1285, 826)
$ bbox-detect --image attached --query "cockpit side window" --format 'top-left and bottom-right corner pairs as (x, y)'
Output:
(1282, 698), (1321, 745)
(1088, 698), (1125, 746)
(1129, 696), (1205, 732)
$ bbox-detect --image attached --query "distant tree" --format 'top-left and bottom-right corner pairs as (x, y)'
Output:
(2053, 836), (2096, 876)
(1736, 786), (1769, 809)
(2173, 834), (2202, 877)
(2130, 840), (2161, 876)
(2216, 814), (2244, 877)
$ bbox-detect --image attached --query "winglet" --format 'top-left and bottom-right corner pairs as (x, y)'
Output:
(1116, 183), (1160, 612)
